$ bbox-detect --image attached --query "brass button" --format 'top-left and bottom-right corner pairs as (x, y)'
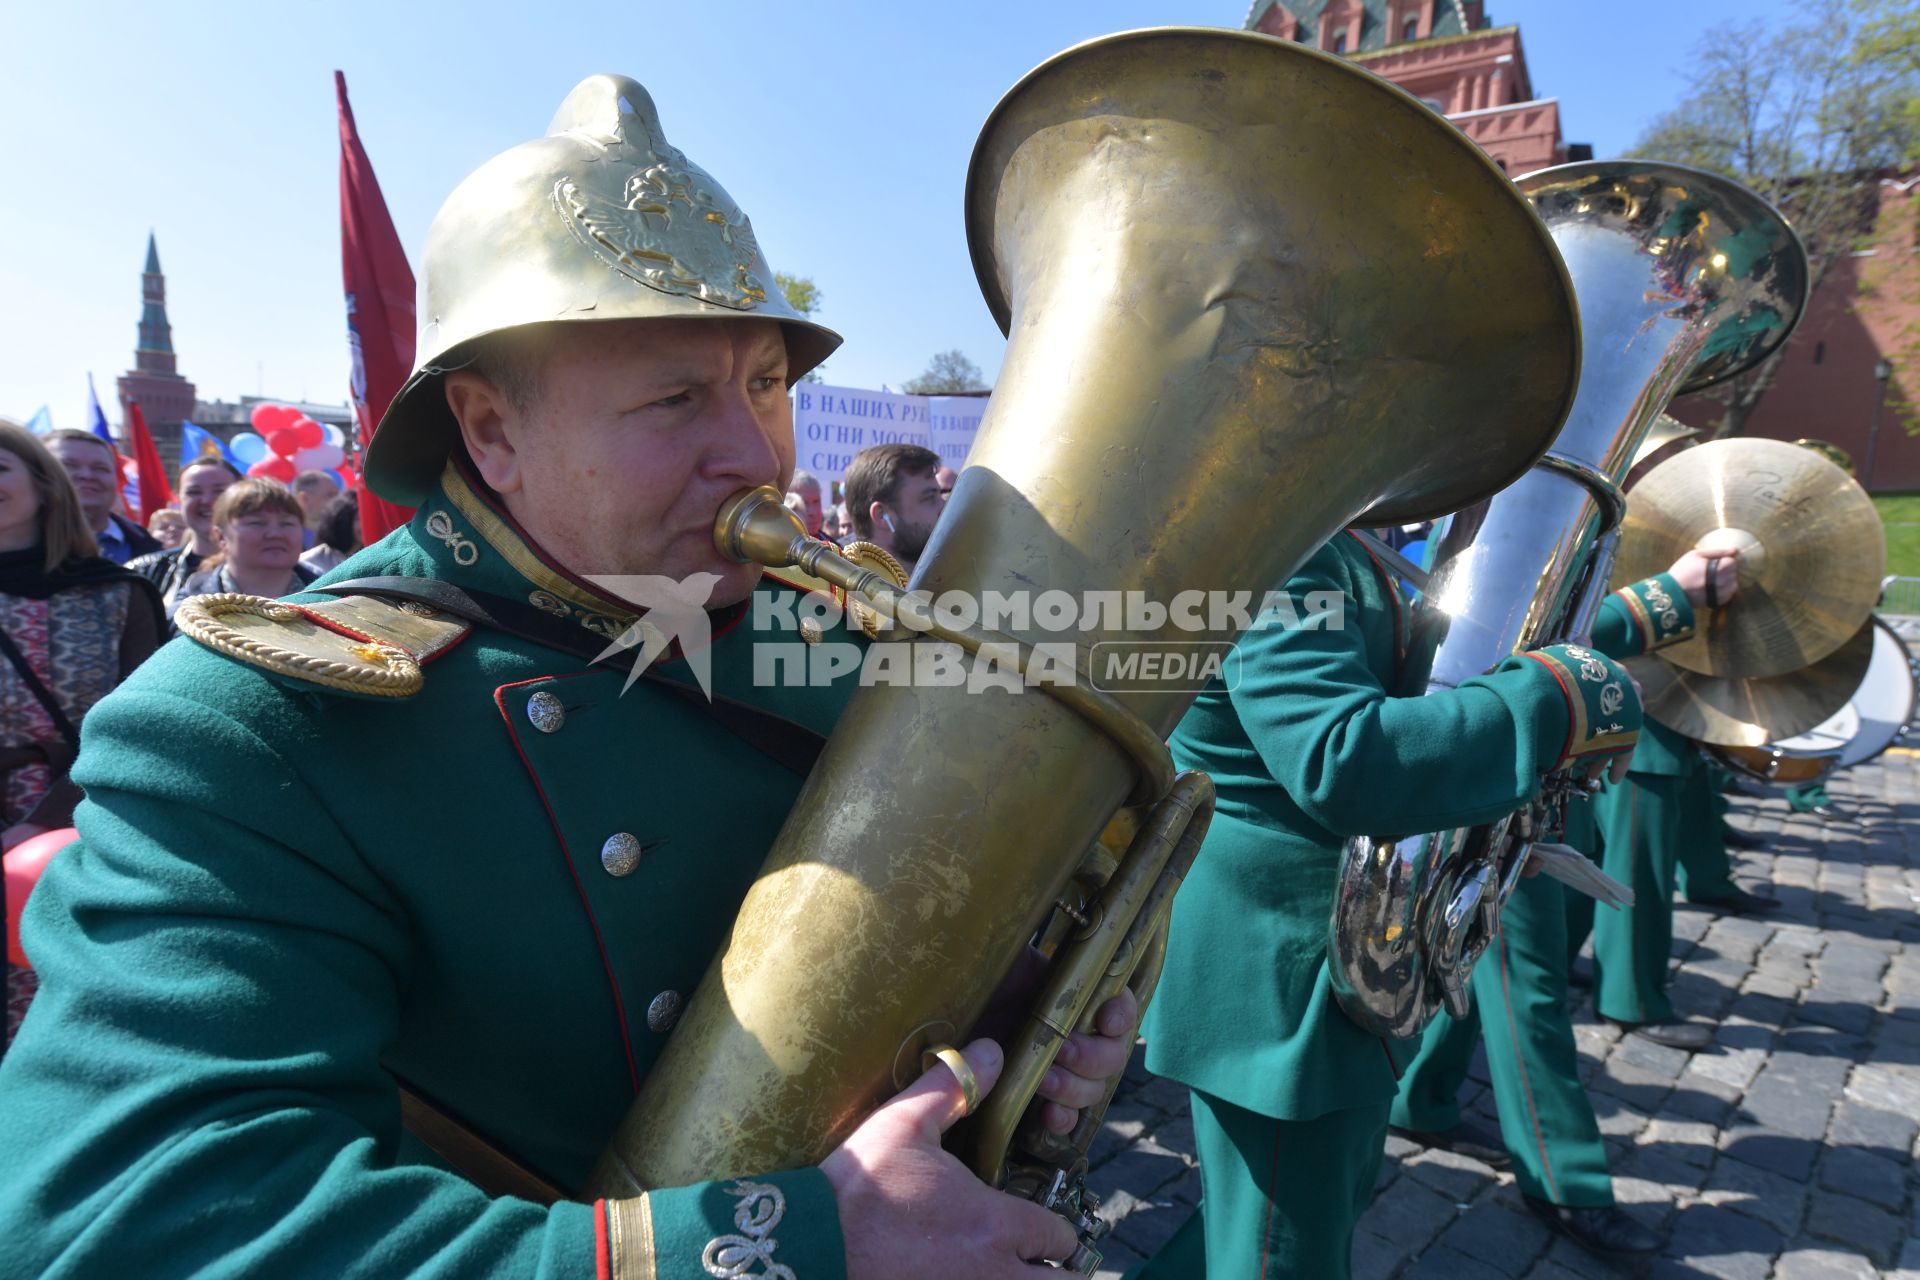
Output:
(647, 990), (684, 1034)
(526, 690), (566, 734)
(601, 832), (643, 877)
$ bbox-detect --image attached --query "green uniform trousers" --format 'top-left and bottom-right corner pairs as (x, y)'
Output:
(1567, 775), (1685, 1024)
(1675, 764), (1739, 903)
(1390, 871), (1614, 1208)
(1135, 1094), (1389, 1280)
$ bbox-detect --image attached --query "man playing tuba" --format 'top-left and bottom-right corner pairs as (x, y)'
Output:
(1135, 531), (1646, 1279)
(0, 76), (1138, 1279)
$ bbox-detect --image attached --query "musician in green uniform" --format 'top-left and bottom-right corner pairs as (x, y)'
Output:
(1391, 551), (1734, 1255)
(0, 77), (1136, 1280)
(1135, 533), (1644, 1280)
(1565, 541), (1756, 1054)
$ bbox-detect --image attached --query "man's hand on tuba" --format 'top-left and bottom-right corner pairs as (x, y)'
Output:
(822, 995), (1138, 1276)
(823, 1039), (1080, 1277)
(1033, 987), (1140, 1134)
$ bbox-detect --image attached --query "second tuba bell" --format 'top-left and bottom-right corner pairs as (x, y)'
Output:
(1329, 162), (1809, 1040)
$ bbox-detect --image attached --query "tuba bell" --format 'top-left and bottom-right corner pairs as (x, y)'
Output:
(1329, 162), (1809, 1040)
(585, 25), (1581, 1263)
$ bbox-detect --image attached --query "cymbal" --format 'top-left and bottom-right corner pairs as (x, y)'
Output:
(1627, 617), (1874, 746)
(1610, 437), (1884, 678)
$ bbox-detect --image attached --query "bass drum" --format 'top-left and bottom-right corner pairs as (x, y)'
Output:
(1837, 614), (1920, 767)
(1708, 616), (1917, 785)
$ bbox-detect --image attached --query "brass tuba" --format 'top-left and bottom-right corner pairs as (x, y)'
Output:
(1329, 162), (1809, 1040)
(586, 26), (1580, 1262)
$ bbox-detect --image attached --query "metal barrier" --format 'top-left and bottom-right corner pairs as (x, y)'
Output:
(1880, 575), (1920, 616)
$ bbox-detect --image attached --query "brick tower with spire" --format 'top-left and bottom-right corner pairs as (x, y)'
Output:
(115, 232), (196, 461)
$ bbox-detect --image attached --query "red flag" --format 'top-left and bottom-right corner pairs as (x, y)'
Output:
(122, 399), (174, 524)
(336, 70), (417, 545)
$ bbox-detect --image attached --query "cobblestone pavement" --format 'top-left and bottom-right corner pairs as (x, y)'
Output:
(1088, 752), (1920, 1279)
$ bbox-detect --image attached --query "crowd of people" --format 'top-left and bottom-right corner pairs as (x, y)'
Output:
(0, 437), (364, 855)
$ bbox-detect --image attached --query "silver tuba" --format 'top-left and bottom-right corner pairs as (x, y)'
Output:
(1329, 162), (1809, 1039)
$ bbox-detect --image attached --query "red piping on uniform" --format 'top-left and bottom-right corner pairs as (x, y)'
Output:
(289, 604), (381, 645)
(594, 1200), (611, 1280)
(1259, 1114), (1283, 1280)
(1499, 923), (1560, 1202)
(1348, 532), (1408, 678)
(494, 671), (642, 1092)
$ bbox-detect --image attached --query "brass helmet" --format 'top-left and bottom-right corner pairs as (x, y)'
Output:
(365, 74), (841, 504)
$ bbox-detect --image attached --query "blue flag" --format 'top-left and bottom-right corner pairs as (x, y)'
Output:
(24, 406), (53, 435)
(181, 420), (239, 471)
(86, 374), (115, 446)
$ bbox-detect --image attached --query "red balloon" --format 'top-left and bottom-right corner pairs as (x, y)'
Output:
(249, 456), (297, 482)
(265, 428), (303, 458)
(294, 419), (325, 449)
(7, 827), (79, 969)
(249, 404), (278, 431)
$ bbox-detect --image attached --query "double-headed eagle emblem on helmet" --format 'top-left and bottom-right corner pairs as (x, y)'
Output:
(554, 141), (769, 310)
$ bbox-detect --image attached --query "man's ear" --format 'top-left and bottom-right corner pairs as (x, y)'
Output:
(445, 372), (522, 495)
(867, 501), (889, 536)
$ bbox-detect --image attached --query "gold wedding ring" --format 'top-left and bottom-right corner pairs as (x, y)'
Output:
(922, 1044), (979, 1117)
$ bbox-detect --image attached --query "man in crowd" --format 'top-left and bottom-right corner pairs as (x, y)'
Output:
(786, 468), (827, 539)
(45, 429), (159, 564)
(843, 442), (946, 579)
(0, 74), (1132, 1279)
(293, 468), (343, 544)
(125, 455), (239, 605)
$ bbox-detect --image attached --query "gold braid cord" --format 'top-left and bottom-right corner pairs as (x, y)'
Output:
(175, 594), (425, 697)
(838, 541), (908, 639)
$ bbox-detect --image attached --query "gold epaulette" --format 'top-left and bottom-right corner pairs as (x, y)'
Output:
(174, 593), (472, 697)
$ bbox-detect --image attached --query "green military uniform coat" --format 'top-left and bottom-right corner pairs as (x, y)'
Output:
(0, 463), (867, 1279)
(1138, 535), (1636, 1279)
(1392, 573), (1695, 1208)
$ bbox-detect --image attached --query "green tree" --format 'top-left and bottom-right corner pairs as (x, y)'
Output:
(901, 349), (986, 394)
(776, 273), (827, 383)
(1629, 0), (1920, 437)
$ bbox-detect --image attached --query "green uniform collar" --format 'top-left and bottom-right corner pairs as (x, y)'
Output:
(409, 458), (643, 643)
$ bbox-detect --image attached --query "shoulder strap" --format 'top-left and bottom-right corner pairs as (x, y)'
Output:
(0, 623), (81, 750)
(319, 576), (827, 778)
(1350, 529), (1429, 592)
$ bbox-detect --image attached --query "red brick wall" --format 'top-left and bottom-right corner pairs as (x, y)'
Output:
(1670, 177), (1920, 492)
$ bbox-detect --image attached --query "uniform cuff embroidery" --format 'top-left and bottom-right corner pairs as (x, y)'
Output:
(1523, 643), (1641, 767)
(702, 1180), (795, 1279)
(1612, 572), (1694, 652)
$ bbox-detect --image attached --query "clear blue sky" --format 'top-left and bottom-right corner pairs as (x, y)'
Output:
(1, 0), (1803, 434)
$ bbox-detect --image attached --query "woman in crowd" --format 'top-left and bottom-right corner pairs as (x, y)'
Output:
(1, 420), (165, 853)
(3, 420), (166, 1047)
(298, 491), (361, 577)
(168, 478), (318, 624)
